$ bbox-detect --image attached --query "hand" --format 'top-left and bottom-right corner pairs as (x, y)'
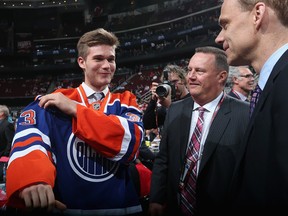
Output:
(150, 82), (172, 108)
(150, 82), (159, 101)
(19, 184), (67, 212)
(148, 202), (166, 216)
(38, 92), (77, 117)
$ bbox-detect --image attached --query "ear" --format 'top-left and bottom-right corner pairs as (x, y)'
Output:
(253, 2), (266, 30)
(233, 76), (239, 84)
(77, 56), (86, 70)
(219, 70), (228, 84)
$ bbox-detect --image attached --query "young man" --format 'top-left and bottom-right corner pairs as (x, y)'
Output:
(6, 28), (144, 216)
(149, 46), (249, 216)
(216, 0), (288, 214)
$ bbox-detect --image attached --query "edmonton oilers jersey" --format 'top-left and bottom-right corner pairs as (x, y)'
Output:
(7, 85), (144, 215)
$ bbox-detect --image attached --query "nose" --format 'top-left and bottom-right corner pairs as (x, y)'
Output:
(102, 59), (110, 68)
(215, 30), (224, 45)
(187, 70), (196, 79)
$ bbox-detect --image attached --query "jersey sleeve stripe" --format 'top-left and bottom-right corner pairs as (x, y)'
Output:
(12, 128), (51, 147)
(113, 116), (131, 161)
(8, 144), (50, 167)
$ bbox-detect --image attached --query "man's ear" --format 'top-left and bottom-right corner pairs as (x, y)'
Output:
(233, 76), (239, 84)
(77, 56), (85, 70)
(219, 70), (228, 83)
(253, 2), (266, 30)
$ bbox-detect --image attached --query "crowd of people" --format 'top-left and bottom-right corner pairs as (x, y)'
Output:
(0, 0), (287, 215)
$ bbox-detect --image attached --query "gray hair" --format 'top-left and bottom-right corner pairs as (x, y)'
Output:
(0, 105), (10, 118)
(161, 64), (187, 85)
(227, 65), (251, 88)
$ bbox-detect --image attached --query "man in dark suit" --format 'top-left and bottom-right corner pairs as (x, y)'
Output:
(216, 0), (288, 215)
(0, 105), (14, 158)
(0, 105), (15, 182)
(149, 46), (249, 216)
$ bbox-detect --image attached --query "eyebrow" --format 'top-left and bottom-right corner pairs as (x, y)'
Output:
(218, 17), (228, 27)
(93, 54), (115, 59)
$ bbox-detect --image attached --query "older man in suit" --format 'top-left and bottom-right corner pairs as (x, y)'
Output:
(149, 46), (249, 216)
(227, 66), (255, 102)
(0, 105), (14, 182)
(0, 105), (14, 158)
(216, 0), (288, 215)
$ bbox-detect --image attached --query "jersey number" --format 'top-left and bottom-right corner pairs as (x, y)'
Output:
(19, 109), (36, 125)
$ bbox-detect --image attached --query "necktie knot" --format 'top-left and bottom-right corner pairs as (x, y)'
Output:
(198, 107), (206, 118)
(198, 106), (205, 112)
(95, 92), (104, 101)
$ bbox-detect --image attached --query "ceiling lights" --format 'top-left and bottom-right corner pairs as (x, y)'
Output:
(0, 0), (84, 8)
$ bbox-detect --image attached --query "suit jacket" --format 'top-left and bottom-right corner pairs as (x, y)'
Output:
(228, 90), (240, 100)
(0, 118), (14, 157)
(143, 98), (165, 130)
(230, 49), (288, 215)
(150, 94), (249, 215)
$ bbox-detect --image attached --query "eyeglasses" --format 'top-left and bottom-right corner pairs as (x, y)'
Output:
(239, 74), (254, 79)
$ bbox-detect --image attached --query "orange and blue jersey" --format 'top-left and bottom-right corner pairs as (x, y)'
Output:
(6, 84), (144, 215)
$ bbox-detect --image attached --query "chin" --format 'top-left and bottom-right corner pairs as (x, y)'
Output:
(228, 55), (250, 66)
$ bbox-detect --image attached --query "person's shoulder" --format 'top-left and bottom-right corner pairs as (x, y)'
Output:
(0, 118), (13, 127)
(170, 96), (192, 109)
(182, 93), (191, 100)
(54, 87), (78, 99)
(227, 90), (234, 97)
(110, 90), (138, 104)
(112, 90), (136, 98)
(174, 95), (192, 104)
(22, 97), (60, 116)
(225, 95), (249, 112)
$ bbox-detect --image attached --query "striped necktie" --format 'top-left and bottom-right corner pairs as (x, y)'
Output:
(180, 107), (206, 216)
(249, 84), (262, 118)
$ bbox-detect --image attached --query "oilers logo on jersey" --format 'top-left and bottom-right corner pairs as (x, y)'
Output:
(67, 134), (119, 182)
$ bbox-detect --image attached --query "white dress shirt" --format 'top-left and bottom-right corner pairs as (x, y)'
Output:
(188, 91), (224, 175)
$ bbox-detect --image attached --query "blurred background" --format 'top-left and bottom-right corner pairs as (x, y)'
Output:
(0, 0), (221, 119)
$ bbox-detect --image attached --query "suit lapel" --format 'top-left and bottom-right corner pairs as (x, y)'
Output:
(247, 49), (288, 133)
(236, 49), (288, 170)
(179, 98), (194, 163)
(250, 49), (288, 122)
(199, 97), (231, 173)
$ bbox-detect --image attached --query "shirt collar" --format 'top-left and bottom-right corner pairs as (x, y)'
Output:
(193, 91), (224, 113)
(81, 82), (109, 98)
(258, 43), (288, 90)
(233, 90), (247, 101)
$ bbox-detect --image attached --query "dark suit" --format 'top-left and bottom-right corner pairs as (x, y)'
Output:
(0, 117), (14, 183)
(227, 90), (240, 100)
(0, 118), (14, 157)
(230, 49), (288, 215)
(150, 94), (249, 215)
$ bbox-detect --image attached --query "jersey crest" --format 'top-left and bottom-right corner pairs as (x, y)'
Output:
(67, 134), (119, 182)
